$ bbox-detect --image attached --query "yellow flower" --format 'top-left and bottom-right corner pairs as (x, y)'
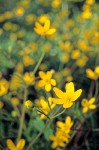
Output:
(38, 71), (56, 92)
(50, 116), (73, 149)
(57, 116), (73, 133)
(52, 82), (82, 108)
(36, 97), (55, 119)
(23, 72), (35, 86)
(23, 55), (35, 67)
(7, 139), (25, 150)
(0, 79), (9, 96)
(24, 100), (33, 108)
(11, 97), (19, 106)
(34, 19), (56, 36)
(81, 97), (96, 113)
(86, 66), (99, 80)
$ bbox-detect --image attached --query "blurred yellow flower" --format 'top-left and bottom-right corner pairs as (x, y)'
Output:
(38, 71), (56, 92)
(52, 82), (82, 108)
(57, 116), (73, 133)
(7, 139), (25, 150)
(81, 97), (96, 113)
(86, 66), (99, 80)
(11, 97), (19, 106)
(23, 55), (35, 66)
(23, 72), (35, 86)
(34, 19), (56, 36)
(36, 97), (55, 119)
(50, 116), (73, 148)
(0, 79), (9, 96)
(24, 100), (33, 108)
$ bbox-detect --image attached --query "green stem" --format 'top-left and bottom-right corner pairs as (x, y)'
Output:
(33, 50), (45, 75)
(51, 108), (66, 119)
(26, 119), (51, 150)
(17, 86), (27, 142)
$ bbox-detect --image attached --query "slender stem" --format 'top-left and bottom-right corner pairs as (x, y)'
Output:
(52, 105), (63, 117)
(33, 50), (45, 75)
(17, 86), (27, 142)
(26, 119), (50, 150)
(51, 108), (66, 119)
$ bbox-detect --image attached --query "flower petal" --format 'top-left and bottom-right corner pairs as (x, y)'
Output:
(51, 79), (56, 86)
(38, 80), (45, 87)
(52, 98), (64, 104)
(46, 28), (56, 35)
(44, 19), (50, 31)
(46, 71), (52, 79)
(83, 107), (88, 113)
(17, 139), (25, 149)
(66, 82), (74, 94)
(86, 69), (96, 80)
(63, 101), (73, 108)
(89, 104), (96, 109)
(45, 84), (51, 91)
(7, 139), (16, 149)
(57, 121), (64, 128)
(89, 97), (95, 104)
(53, 87), (64, 98)
(39, 71), (46, 79)
(73, 89), (82, 101)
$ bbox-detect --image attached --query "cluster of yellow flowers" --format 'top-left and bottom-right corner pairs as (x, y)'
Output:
(50, 116), (73, 149)
(0, 0), (98, 149)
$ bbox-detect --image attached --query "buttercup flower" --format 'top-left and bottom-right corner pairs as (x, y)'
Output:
(57, 116), (73, 133)
(50, 116), (73, 149)
(7, 139), (25, 150)
(23, 72), (35, 86)
(36, 97), (55, 119)
(38, 71), (56, 92)
(34, 18), (56, 36)
(86, 66), (99, 80)
(52, 82), (82, 108)
(0, 79), (9, 96)
(24, 100), (33, 108)
(81, 97), (96, 113)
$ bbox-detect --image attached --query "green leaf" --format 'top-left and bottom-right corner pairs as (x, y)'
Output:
(33, 117), (45, 132)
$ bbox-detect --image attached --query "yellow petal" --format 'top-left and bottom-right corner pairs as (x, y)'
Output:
(46, 28), (56, 35)
(52, 98), (64, 104)
(73, 89), (82, 101)
(17, 139), (25, 149)
(35, 22), (43, 30)
(34, 27), (44, 35)
(63, 101), (73, 108)
(51, 79), (56, 86)
(66, 82), (74, 94)
(83, 107), (88, 113)
(86, 69), (96, 80)
(39, 71), (46, 79)
(53, 87), (64, 98)
(46, 71), (52, 79)
(44, 19), (50, 31)
(89, 104), (96, 109)
(95, 66), (99, 75)
(38, 80), (45, 87)
(89, 97), (95, 104)
(7, 139), (16, 149)
(65, 116), (71, 124)
(45, 84), (51, 91)
(57, 121), (64, 128)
